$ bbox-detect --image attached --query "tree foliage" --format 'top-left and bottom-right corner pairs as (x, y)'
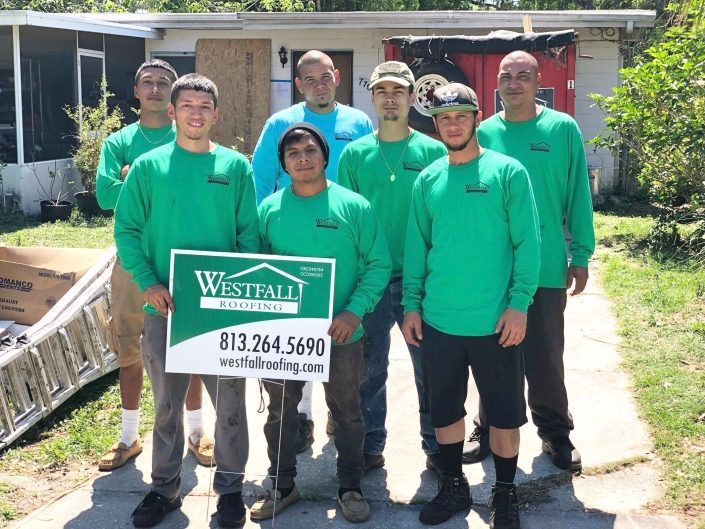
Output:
(591, 12), (705, 258)
(0, 0), (686, 12)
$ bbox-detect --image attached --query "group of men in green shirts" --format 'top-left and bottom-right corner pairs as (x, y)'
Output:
(98, 47), (594, 529)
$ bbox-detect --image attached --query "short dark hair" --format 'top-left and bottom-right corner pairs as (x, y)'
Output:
(170, 74), (219, 108)
(134, 59), (177, 85)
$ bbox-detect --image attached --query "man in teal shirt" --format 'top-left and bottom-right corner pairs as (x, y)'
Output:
(465, 51), (595, 473)
(254, 123), (391, 524)
(253, 52), (374, 449)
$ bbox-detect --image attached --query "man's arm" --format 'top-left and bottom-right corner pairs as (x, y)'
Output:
(251, 119), (283, 205)
(343, 205), (392, 320)
(506, 165), (541, 314)
(96, 134), (125, 210)
(336, 144), (358, 193)
(234, 164), (261, 254)
(498, 165), (540, 345)
(114, 162), (160, 294)
(402, 179), (431, 316)
(565, 121), (595, 294)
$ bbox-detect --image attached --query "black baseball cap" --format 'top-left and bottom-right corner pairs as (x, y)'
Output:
(428, 83), (480, 115)
(278, 122), (330, 172)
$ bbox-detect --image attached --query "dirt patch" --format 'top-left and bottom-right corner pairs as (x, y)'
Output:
(0, 463), (96, 525)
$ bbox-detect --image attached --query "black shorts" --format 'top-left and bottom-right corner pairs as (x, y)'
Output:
(421, 322), (527, 429)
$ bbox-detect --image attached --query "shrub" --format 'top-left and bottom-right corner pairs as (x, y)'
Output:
(64, 77), (123, 195)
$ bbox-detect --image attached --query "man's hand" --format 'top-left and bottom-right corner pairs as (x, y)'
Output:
(143, 284), (174, 317)
(328, 310), (361, 344)
(495, 308), (527, 347)
(120, 164), (130, 181)
(402, 311), (423, 347)
(566, 265), (589, 296)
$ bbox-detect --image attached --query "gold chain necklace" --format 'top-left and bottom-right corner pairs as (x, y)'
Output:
(138, 123), (173, 145)
(377, 131), (411, 182)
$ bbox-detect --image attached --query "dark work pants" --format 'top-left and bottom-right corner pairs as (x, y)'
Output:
(263, 340), (365, 489)
(476, 288), (574, 441)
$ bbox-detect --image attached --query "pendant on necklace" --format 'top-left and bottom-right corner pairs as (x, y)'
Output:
(390, 173), (396, 182)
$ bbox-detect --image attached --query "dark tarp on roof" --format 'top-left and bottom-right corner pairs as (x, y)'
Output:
(385, 30), (577, 59)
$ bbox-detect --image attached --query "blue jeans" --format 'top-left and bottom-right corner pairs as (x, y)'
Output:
(360, 278), (438, 455)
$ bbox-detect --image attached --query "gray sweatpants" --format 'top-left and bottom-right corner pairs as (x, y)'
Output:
(141, 313), (249, 498)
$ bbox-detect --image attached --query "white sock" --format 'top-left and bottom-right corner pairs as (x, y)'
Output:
(120, 408), (139, 446)
(187, 408), (204, 444)
(297, 382), (313, 418)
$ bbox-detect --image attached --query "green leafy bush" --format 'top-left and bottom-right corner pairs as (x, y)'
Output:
(64, 77), (123, 195)
(591, 18), (705, 259)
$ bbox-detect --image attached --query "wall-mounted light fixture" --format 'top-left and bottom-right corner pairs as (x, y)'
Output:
(278, 46), (288, 69)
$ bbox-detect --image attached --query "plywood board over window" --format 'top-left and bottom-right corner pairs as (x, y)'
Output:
(196, 39), (271, 156)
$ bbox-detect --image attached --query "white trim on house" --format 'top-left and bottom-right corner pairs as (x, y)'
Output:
(86, 10), (655, 31)
(11, 25), (23, 166)
(0, 10), (162, 39)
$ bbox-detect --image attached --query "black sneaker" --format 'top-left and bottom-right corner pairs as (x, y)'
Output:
(131, 490), (182, 528)
(462, 426), (490, 464)
(489, 482), (520, 529)
(541, 436), (582, 472)
(419, 472), (472, 525)
(295, 413), (314, 453)
(216, 491), (247, 528)
(363, 452), (385, 473)
(425, 452), (441, 473)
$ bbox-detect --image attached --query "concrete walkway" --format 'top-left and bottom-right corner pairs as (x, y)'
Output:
(12, 262), (687, 529)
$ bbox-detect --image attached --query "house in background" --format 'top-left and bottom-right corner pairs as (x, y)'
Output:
(0, 9), (656, 215)
(0, 11), (157, 214)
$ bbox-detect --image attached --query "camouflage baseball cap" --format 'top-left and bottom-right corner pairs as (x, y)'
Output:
(369, 61), (415, 89)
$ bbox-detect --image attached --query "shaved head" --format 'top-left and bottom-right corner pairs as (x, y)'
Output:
(499, 51), (539, 75)
(296, 50), (335, 78)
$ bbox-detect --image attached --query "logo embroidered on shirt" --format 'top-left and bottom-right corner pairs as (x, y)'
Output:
(402, 161), (425, 172)
(335, 132), (353, 141)
(529, 142), (551, 152)
(465, 182), (489, 194)
(315, 218), (340, 230)
(207, 174), (231, 185)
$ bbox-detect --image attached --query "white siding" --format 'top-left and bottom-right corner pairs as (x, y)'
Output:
(12, 159), (78, 215)
(148, 25), (622, 191)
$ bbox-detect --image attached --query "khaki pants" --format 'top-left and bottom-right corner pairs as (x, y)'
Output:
(108, 260), (144, 367)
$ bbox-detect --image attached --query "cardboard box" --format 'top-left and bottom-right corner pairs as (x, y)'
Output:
(0, 246), (104, 326)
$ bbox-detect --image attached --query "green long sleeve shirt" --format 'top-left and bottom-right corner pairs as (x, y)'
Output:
(258, 182), (392, 344)
(96, 122), (176, 210)
(338, 130), (446, 278)
(114, 142), (260, 315)
(478, 107), (595, 287)
(402, 150), (540, 337)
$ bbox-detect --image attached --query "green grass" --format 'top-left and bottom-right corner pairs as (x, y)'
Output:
(0, 211), (153, 525)
(0, 210), (114, 248)
(0, 373), (154, 470)
(594, 211), (705, 516)
(0, 483), (17, 524)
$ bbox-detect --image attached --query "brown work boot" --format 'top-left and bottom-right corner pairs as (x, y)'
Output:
(98, 438), (142, 471)
(188, 435), (215, 467)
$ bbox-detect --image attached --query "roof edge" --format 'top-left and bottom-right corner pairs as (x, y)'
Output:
(0, 10), (163, 39)
(82, 9), (656, 30)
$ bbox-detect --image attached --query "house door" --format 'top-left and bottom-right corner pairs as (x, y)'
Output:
(77, 50), (105, 112)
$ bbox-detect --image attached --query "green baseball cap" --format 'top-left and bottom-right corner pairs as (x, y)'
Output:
(428, 83), (479, 115)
